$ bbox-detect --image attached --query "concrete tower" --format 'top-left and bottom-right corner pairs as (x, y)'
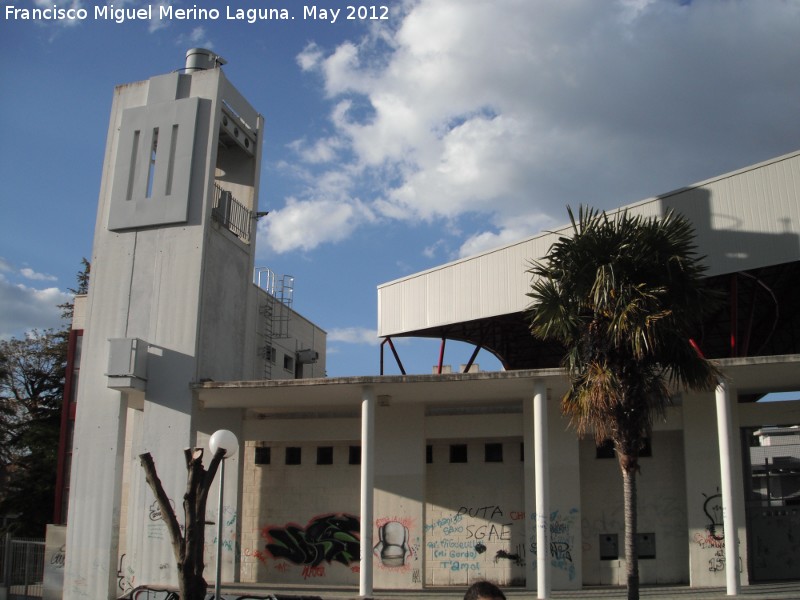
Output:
(64, 49), (264, 599)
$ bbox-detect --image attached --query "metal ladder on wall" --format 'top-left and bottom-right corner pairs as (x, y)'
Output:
(255, 268), (294, 379)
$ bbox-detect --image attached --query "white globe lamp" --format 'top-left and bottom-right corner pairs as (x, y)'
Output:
(209, 429), (238, 458)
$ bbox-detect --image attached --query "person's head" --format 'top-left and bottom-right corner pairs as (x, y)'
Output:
(464, 580), (506, 600)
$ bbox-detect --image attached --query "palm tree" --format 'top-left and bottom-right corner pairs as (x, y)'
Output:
(527, 206), (720, 600)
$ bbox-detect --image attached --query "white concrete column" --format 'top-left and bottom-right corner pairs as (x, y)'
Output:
(534, 380), (551, 599)
(715, 381), (740, 596)
(360, 386), (376, 598)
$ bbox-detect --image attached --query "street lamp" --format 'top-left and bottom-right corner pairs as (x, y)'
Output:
(209, 429), (238, 600)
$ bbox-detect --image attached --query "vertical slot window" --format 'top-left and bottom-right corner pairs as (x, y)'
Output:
(165, 124), (178, 196)
(146, 127), (159, 199)
(126, 131), (140, 201)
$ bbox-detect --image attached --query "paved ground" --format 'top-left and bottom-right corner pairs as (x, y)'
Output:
(220, 581), (800, 600)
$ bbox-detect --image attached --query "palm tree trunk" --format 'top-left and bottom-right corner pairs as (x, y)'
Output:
(622, 463), (639, 600)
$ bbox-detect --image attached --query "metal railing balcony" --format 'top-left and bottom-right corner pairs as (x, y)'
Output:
(212, 183), (252, 243)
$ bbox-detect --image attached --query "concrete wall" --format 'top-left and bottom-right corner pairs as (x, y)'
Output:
(425, 437), (525, 587)
(251, 288), (328, 380)
(237, 400), (586, 590)
(64, 66), (268, 599)
(682, 390), (748, 587)
(240, 417), (362, 585)
(228, 387), (800, 591)
(580, 428), (689, 585)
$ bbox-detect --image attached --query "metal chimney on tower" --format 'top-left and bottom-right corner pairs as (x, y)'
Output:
(184, 48), (226, 72)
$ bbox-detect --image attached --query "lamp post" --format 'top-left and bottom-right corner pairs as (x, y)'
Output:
(209, 429), (238, 600)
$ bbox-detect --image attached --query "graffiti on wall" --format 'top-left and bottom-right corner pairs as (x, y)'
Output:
(373, 516), (420, 570)
(529, 508), (578, 581)
(703, 490), (724, 541)
(425, 504), (524, 576)
(261, 513), (360, 569)
(117, 554), (135, 594)
(129, 587), (322, 600)
(694, 490), (727, 573)
(206, 504), (239, 558)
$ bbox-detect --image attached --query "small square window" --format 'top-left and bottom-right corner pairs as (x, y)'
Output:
(285, 446), (301, 465)
(426, 445), (433, 464)
(485, 443), (503, 463)
(254, 446), (270, 465)
(284, 355), (295, 372)
(317, 446), (333, 465)
(349, 445), (361, 465)
(450, 444), (468, 463)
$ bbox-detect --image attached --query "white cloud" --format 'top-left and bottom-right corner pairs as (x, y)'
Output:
(149, 1), (170, 32)
(187, 26), (210, 45)
(171, 25), (212, 46)
(281, 0), (800, 256)
(20, 267), (57, 282)
(288, 136), (344, 164)
(458, 212), (556, 258)
(0, 274), (71, 340)
(258, 196), (374, 254)
(34, 0), (84, 26)
(297, 42), (324, 72)
(328, 327), (380, 345)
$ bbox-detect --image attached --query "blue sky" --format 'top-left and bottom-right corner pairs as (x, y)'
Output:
(1, 0), (799, 377)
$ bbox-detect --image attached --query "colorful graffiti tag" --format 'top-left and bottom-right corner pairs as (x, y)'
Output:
(529, 508), (578, 581)
(129, 588), (323, 600)
(261, 513), (360, 567)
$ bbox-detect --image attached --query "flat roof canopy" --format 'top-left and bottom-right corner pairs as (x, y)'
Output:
(194, 354), (800, 413)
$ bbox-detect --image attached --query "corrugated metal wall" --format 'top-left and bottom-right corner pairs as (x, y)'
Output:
(378, 151), (800, 337)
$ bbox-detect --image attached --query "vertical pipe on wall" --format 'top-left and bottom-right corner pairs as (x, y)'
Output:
(730, 274), (738, 357)
(715, 381), (741, 596)
(360, 386), (376, 598)
(534, 380), (550, 599)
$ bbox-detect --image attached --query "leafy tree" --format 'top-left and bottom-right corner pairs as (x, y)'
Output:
(0, 259), (89, 536)
(58, 257), (90, 322)
(0, 330), (66, 536)
(527, 206), (720, 600)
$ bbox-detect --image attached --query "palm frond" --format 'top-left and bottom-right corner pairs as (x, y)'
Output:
(527, 205), (719, 452)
